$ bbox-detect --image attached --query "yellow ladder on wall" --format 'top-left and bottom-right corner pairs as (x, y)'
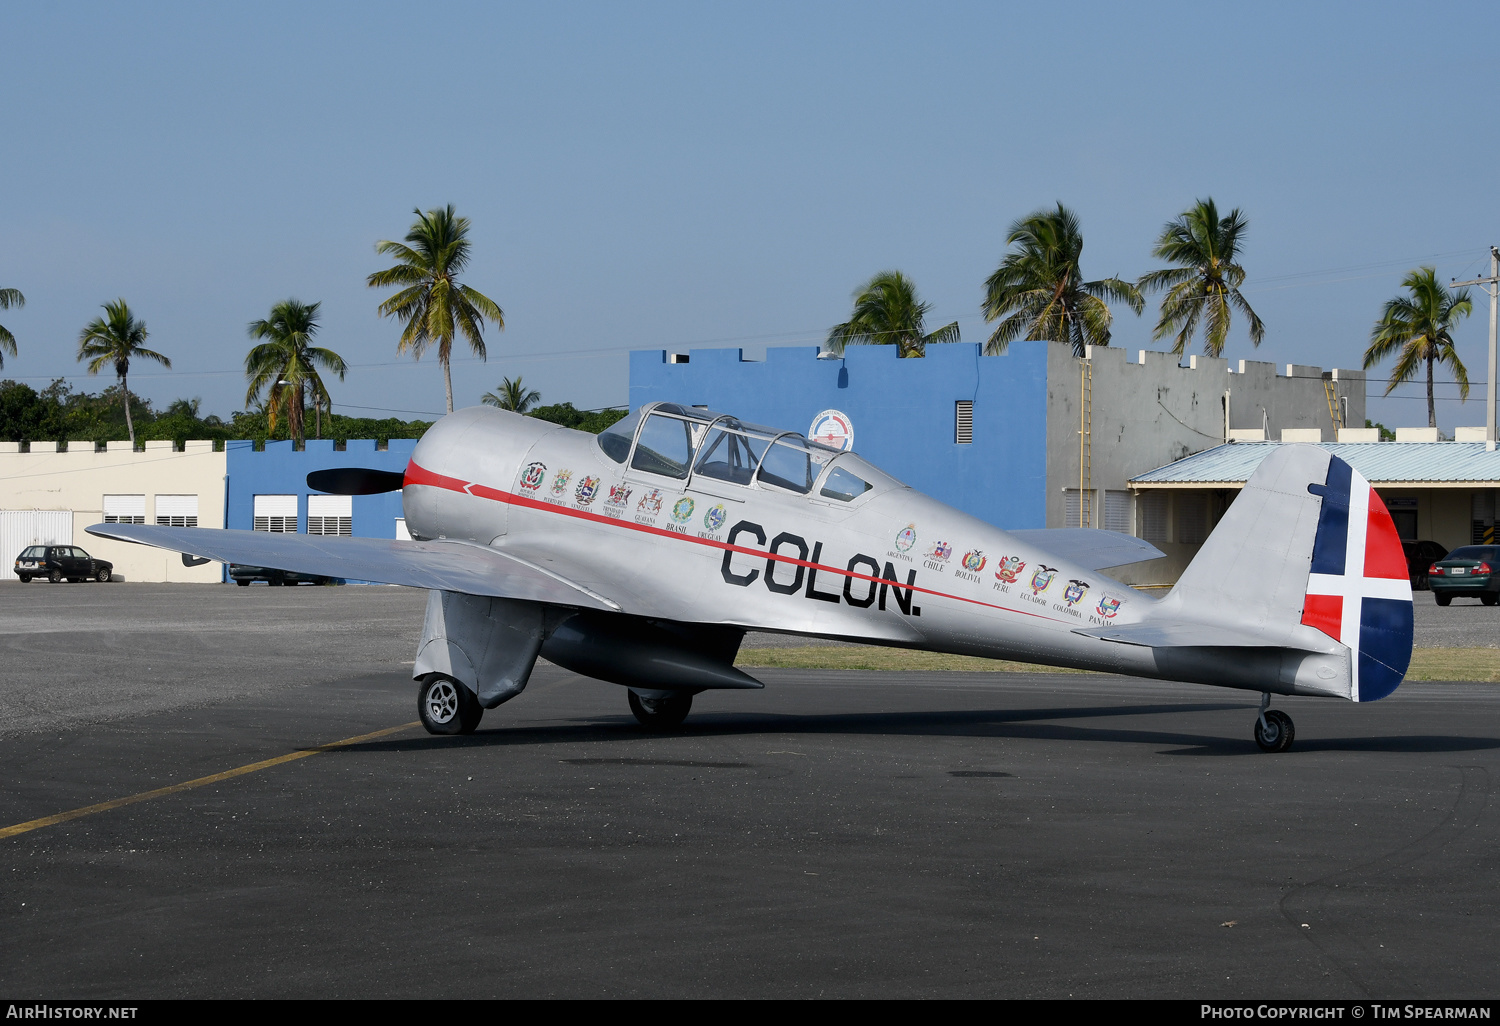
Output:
(1322, 376), (1343, 432)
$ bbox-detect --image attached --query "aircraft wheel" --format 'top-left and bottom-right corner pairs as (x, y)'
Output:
(1435, 593), (1452, 607)
(1254, 709), (1295, 753)
(628, 690), (692, 730)
(417, 673), (483, 736)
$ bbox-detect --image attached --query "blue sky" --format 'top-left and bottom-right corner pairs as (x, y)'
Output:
(2, 1), (1497, 430)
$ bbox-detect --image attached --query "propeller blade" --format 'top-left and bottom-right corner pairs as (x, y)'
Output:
(306, 468), (407, 495)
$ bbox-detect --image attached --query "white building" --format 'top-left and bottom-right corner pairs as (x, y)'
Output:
(0, 440), (226, 583)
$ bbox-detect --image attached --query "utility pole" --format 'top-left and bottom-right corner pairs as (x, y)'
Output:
(1452, 246), (1500, 451)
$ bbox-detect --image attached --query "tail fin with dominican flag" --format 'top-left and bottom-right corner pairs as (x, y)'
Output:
(1299, 453), (1414, 700)
(1126, 444), (1414, 702)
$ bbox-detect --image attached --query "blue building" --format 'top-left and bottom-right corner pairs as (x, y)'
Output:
(630, 342), (1050, 529)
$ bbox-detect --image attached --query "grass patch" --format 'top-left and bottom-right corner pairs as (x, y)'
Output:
(738, 645), (1500, 683)
(1405, 648), (1500, 682)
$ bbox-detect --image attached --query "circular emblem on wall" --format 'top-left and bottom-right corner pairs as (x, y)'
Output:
(809, 409), (854, 452)
(703, 503), (727, 532)
(671, 497), (696, 523)
(520, 462), (546, 491)
(895, 524), (917, 552)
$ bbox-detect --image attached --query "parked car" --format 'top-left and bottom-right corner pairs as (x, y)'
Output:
(229, 563), (338, 586)
(1427, 545), (1500, 606)
(13, 545), (113, 583)
(1403, 540), (1449, 590)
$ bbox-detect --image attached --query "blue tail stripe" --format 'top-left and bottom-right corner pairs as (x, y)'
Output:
(1358, 597), (1414, 701)
(1309, 458), (1352, 575)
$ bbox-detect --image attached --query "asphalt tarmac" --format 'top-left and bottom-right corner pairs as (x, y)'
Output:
(1, 584), (1498, 998)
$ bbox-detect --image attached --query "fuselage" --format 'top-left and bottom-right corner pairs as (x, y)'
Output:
(400, 405), (1180, 679)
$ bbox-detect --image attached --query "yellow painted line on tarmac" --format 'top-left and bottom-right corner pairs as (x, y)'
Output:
(0, 721), (421, 841)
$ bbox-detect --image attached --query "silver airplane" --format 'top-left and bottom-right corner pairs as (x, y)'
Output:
(89, 402), (1415, 752)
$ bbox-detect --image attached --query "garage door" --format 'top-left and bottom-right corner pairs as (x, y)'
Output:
(0, 511), (73, 561)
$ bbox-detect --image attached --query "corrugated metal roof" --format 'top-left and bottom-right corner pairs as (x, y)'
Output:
(1131, 441), (1500, 485)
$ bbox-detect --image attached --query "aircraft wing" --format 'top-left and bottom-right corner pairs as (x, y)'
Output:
(1007, 528), (1164, 570)
(84, 524), (620, 611)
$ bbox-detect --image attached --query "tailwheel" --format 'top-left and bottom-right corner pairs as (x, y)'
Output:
(628, 690), (692, 731)
(417, 673), (483, 736)
(1254, 708), (1295, 753)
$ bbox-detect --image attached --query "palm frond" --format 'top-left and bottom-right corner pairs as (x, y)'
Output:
(924, 321), (961, 347)
(1084, 276), (1144, 313)
(0, 288), (23, 310)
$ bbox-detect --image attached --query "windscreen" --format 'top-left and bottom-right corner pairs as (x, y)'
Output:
(1447, 546), (1500, 562)
(597, 408), (643, 463)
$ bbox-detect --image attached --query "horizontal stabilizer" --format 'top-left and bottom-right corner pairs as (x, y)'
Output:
(1073, 620), (1337, 651)
(85, 523), (619, 611)
(1009, 528), (1164, 570)
(307, 468), (407, 495)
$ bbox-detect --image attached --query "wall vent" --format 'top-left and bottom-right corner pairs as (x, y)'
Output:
(954, 401), (973, 444)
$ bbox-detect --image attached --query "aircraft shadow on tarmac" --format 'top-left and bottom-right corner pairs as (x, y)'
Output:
(327, 701), (1500, 757)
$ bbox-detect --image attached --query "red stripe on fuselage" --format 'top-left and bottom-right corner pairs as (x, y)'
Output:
(402, 459), (1071, 624)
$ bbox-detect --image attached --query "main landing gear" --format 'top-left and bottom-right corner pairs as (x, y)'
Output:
(417, 673), (483, 735)
(628, 690), (693, 730)
(1253, 692), (1295, 753)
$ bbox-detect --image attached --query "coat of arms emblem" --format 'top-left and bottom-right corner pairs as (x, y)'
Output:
(927, 541), (952, 561)
(994, 556), (1025, 584)
(1096, 595), (1121, 618)
(671, 497), (696, 523)
(895, 525), (917, 552)
(607, 483), (632, 507)
(519, 462), (546, 491)
(638, 489), (664, 515)
(550, 469), (572, 496)
(574, 476), (600, 505)
(961, 550), (986, 573)
(1030, 566), (1058, 594)
(703, 504), (727, 531)
(1064, 579), (1089, 606)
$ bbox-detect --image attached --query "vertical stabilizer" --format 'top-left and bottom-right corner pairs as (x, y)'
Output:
(1157, 444), (1412, 701)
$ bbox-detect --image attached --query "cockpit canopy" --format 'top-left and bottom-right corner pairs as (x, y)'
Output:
(597, 402), (899, 502)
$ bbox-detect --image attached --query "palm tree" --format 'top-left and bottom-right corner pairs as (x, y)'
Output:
(1138, 198), (1265, 358)
(245, 299), (347, 446)
(367, 205), (504, 413)
(0, 287), (22, 368)
(77, 299), (170, 445)
(982, 203), (1142, 357)
(826, 271), (959, 359)
(1364, 267), (1472, 430)
(482, 375), (541, 412)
